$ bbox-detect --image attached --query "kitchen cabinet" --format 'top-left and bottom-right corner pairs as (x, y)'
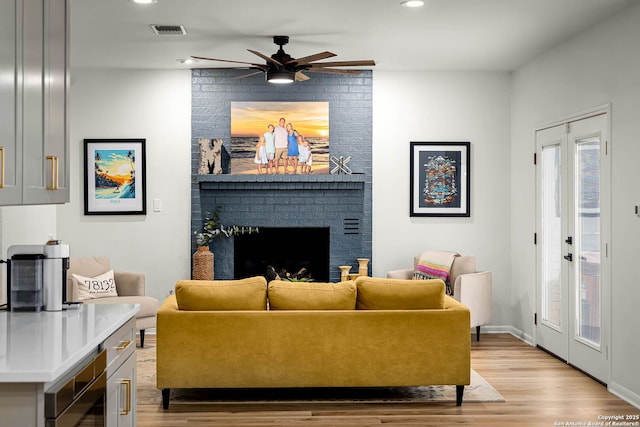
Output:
(0, 304), (140, 427)
(105, 317), (137, 427)
(0, 0), (21, 205)
(0, 0), (70, 206)
(107, 351), (137, 427)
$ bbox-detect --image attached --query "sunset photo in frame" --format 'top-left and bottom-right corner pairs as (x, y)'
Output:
(84, 139), (147, 215)
(410, 141), (470, 217)
(230, 101), (329, 174)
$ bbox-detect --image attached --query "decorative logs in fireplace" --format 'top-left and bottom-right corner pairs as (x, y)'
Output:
(266, 266), (313, 282)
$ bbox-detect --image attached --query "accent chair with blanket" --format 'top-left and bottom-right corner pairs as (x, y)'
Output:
(387, 251), (492, 341)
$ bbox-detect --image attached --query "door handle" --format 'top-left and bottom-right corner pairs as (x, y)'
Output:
(120, 378), (132, 415)
(115, 340), (132, 352)
(46, 155), (59, 190)
(564, 253), (573, 262)
(0, 146), (4, 189)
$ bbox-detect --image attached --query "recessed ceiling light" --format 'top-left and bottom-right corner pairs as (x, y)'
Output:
(131, 0), (158, 4)
(400, 0), (425, 7)
(176, 58), (195, 65)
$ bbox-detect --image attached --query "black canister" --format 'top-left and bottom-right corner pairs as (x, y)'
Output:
(7, 254), (45, 312)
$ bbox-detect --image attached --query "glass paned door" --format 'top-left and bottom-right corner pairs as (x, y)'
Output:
(536, 112), (609, 384)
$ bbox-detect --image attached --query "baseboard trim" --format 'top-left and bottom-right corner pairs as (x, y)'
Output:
(609, 381), (640, 410)
(478, 325), (534, 346)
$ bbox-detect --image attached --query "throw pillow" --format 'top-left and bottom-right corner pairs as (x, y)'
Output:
(73, 270), (118, 300)
(267, 280), (356, 310)
(355, 276), (445, 310)
(175, 276), (267, 311)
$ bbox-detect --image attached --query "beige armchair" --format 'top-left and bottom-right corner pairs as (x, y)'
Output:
(387, 255), (492, 341)
(66, 256), (159, 347)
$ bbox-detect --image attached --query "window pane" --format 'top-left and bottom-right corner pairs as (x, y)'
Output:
(542, 145), (562, 327)
(575, 138), (601, 347)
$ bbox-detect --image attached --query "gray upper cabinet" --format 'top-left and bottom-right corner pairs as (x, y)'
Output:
(0, 0), (69, 206)
(0, 0), (22, 205)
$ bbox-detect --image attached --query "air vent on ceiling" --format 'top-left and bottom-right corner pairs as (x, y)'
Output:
(150, 24), (187, 35)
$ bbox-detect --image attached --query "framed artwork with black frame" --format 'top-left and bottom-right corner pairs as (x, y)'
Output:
(410, 141), (470, 217)
(83, 139), (147, 215)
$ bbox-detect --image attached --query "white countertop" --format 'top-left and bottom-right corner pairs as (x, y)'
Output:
(0, 303), (139, 383)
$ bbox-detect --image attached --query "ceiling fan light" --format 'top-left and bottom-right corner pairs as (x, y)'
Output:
(266, 69), (295, 84)
(400, 0), (425, 7)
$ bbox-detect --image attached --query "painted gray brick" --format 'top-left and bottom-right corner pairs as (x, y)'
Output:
(192, 70), (372, 282)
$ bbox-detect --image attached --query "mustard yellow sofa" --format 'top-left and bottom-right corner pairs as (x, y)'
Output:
(156, 276), (471, 409)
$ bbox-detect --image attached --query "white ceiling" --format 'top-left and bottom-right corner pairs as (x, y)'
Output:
(70, 0), (637, 72)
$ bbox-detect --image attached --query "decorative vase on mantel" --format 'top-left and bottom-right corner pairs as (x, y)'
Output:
(193, 245), (214, 280)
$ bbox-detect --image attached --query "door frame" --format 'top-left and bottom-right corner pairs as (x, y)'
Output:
(533, 104), (612, 384)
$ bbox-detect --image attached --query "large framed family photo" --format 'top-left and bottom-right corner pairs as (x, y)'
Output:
(83, 139), (147, 215)
(230, 101), (330, 174)
(410, 141), (470, 217)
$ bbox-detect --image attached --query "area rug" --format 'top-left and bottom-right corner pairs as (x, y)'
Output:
(136, 340), (505, 405)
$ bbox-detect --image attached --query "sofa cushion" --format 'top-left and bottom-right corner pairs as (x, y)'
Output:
(175, 277), (267, 311)
(72, 270), (118, 300)
(355, 276), (445, 310)
(268, 280), (356, 310)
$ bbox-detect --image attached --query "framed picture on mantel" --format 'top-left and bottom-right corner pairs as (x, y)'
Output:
(83, 139), (147, 215)
(410, 141), (470, 217)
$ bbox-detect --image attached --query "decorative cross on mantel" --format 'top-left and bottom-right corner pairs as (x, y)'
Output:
(330, 156), (352, 174)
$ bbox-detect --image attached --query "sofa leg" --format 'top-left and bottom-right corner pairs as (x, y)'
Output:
(476, 326), (481, 342)
(140, 329), (145, 348)
(162, 388), (170, 409)
(456, 385), (464, 406)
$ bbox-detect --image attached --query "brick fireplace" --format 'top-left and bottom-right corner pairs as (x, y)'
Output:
(191, 70), (372, 282)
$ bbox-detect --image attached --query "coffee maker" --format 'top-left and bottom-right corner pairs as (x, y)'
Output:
(6, 240), (70, 312)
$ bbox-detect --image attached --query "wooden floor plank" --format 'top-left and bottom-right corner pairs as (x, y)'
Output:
(136, 334), (640, 426)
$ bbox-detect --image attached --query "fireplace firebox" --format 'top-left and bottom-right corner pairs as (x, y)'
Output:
(234, 227), (330, 282)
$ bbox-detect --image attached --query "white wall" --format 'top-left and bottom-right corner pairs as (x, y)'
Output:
(511, 1), (640, 405)
(56, 69), (192, 302)
(372, 71), (512, 327)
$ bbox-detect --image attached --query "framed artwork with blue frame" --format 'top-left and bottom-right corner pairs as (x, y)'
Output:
(410, 141), (470, 217)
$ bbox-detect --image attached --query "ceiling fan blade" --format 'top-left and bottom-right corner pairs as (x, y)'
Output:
(295, 71), (311, 81)
(247, 49), (284, 67)
(287, 51), (336, 65)
(309, 60), (376, 68)
(235, 70), (265, 80)
(191, 56), (263, 67)
(305, 68), (363, 75)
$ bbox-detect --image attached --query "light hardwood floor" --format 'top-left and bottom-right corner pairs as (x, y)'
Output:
(137, 334), (640, 426)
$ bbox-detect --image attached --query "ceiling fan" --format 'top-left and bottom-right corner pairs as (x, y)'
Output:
(191, 35), (375, 84)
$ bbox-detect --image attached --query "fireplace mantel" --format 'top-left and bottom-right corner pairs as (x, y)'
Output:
(196, 173), (366, 184)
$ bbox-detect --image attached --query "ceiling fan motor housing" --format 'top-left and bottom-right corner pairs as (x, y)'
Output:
(271, 35), (293, 65)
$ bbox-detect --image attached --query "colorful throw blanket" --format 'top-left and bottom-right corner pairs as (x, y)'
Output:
(413, 251), (460, 295)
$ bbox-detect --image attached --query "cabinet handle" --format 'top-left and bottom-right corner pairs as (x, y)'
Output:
(115, 339), (131, 352)
(0, 147), (4, 189)
(46, 155), (59, 190)
(120, 378), (132, 415)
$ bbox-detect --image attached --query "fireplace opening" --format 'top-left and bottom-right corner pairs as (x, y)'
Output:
(234, 227), (330, 282)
